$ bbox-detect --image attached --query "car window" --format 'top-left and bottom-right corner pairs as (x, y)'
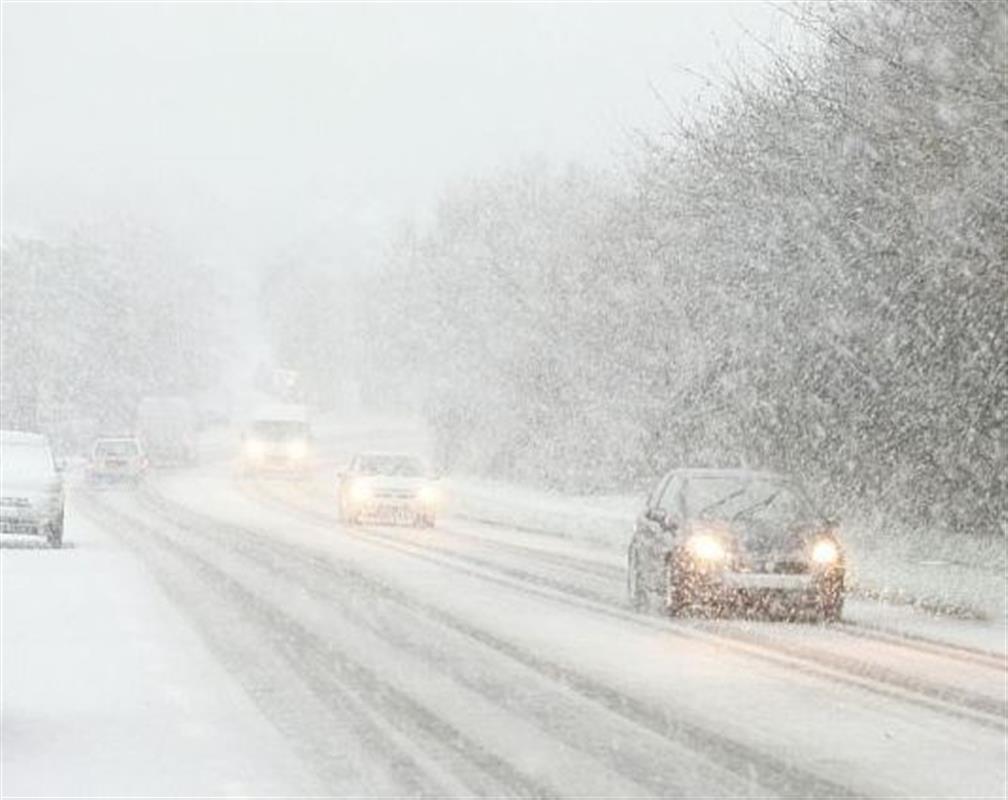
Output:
(358, 455), (425, 477)
(251, 420), (309, 440)
(95, 440), (140, 457)
(682, 476), (815, 523)
(656, 475), (683, 517)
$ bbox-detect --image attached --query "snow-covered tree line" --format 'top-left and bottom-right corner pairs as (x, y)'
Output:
(1, 228), (222, 445)
(259, 257), (363, 409)
(285, 0), (1006, 537)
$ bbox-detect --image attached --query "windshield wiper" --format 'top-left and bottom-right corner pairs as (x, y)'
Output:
(730, 490), (780, 522)
(695, 488), (747, 517)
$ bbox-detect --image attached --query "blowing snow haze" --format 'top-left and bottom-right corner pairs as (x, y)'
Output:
(2, 2), (1007, 798)
(3, 2), (789, 263)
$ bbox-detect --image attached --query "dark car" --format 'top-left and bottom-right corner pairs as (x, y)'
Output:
(627, 468), (844, 621)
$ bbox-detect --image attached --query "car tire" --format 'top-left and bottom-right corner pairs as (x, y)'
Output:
(664, 559), (687, 617)
(818, 594), (844, 623)
(816, 574), (844, 622)
(627, 547), (652, 612)
(47, 514), (64, 549)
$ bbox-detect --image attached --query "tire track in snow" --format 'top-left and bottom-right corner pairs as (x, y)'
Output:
(142, 480), (877, 799)
(122, 489), (758, 798)
(79, 492), (550, 798)
(259, 479), (1008, 732)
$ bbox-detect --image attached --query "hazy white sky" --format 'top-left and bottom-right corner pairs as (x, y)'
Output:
(3, 2), (794, 268)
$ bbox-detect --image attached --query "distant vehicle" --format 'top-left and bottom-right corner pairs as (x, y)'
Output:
(0, 430), (65, 548)
(136, 396), (197, 466)
(338, 452), (439, 527)
(627, 468), (844, 621)
(241, 404), (313, 476)
(87, 437), (147, 485)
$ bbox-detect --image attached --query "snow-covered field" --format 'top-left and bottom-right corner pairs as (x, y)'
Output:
(3, 424), (1006, 797)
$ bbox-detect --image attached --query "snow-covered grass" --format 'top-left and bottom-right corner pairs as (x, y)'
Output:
(202, 415), (1008, 623)
(842, 515), (1006, 622)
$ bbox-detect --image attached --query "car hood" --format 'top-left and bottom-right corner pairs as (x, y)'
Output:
(694, 517), (826, 561)
(363, 476), (430, 492)
(0, 474), (63, 503)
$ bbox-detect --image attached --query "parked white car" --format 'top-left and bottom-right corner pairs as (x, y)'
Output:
(0, 430), (65, 548)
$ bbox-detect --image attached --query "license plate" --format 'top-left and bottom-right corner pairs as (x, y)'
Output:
(1, 521), (37, 533)
(723, 572), (811, 591)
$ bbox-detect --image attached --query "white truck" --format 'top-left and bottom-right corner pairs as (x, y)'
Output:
(136, 396), (197, 466)
(240, 404), (313, 477)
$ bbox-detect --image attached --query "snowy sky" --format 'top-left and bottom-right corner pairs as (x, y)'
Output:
(2, 2), (794, 267)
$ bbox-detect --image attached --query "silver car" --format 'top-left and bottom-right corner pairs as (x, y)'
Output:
(1, 430), (65, 548)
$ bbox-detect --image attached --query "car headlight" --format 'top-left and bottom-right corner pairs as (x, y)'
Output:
(688, 534), (726, 562)
(287, 440), (308, 459)
(350, 479), (373, 502)
(245, 439), (266, 459)
(417, 485), (440, 506)
(812, 539), (840, 565)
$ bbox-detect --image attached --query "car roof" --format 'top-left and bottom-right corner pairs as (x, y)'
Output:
(95, 437), (140, 444)
(0, 430), (49, 446)
(252, 404), (308, 423)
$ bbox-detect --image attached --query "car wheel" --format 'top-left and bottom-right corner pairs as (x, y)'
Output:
(47, 514), (64, 549)
(816, 574), (844, 622)
(818, 594), (844, 623)
(627, 547), (652, 612)
(664, 558), (686, 617)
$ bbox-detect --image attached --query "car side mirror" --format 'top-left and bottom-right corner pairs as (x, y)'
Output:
(646, 507), (677, 531)
(55, 459), (66, 473)
(824, 516), (840, 530)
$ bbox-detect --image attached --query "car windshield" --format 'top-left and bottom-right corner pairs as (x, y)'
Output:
(683, 476), (815, 525)
(1, 442), (54, 478)
(251, 420), (309, 441)
(357, 455), (425, 477)
(95, 440), (139, 457)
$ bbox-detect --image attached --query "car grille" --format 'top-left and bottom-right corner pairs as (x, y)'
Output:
(374, 489), (417, 500)
(736, 558), (808, 574)
(770, 560), (809, 575)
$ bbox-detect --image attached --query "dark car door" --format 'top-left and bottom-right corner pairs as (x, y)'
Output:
(632, 472), (682, 587)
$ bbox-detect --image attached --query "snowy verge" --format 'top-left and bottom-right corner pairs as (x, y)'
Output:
(0, 492), (318, 797)
(200, 416), (1007, 624)
(443, 476), (1007, 624)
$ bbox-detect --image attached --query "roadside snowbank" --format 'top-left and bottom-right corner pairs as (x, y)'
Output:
(444, 476), (1007, 623)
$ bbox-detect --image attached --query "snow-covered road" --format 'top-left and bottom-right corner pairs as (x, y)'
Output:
(3, 441), (1006, 797)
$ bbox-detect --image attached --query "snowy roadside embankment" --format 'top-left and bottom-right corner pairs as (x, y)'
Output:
(444, 476), (1007, 624)
(0, 490), (319, 797)
(201, 415), (1007, 624)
